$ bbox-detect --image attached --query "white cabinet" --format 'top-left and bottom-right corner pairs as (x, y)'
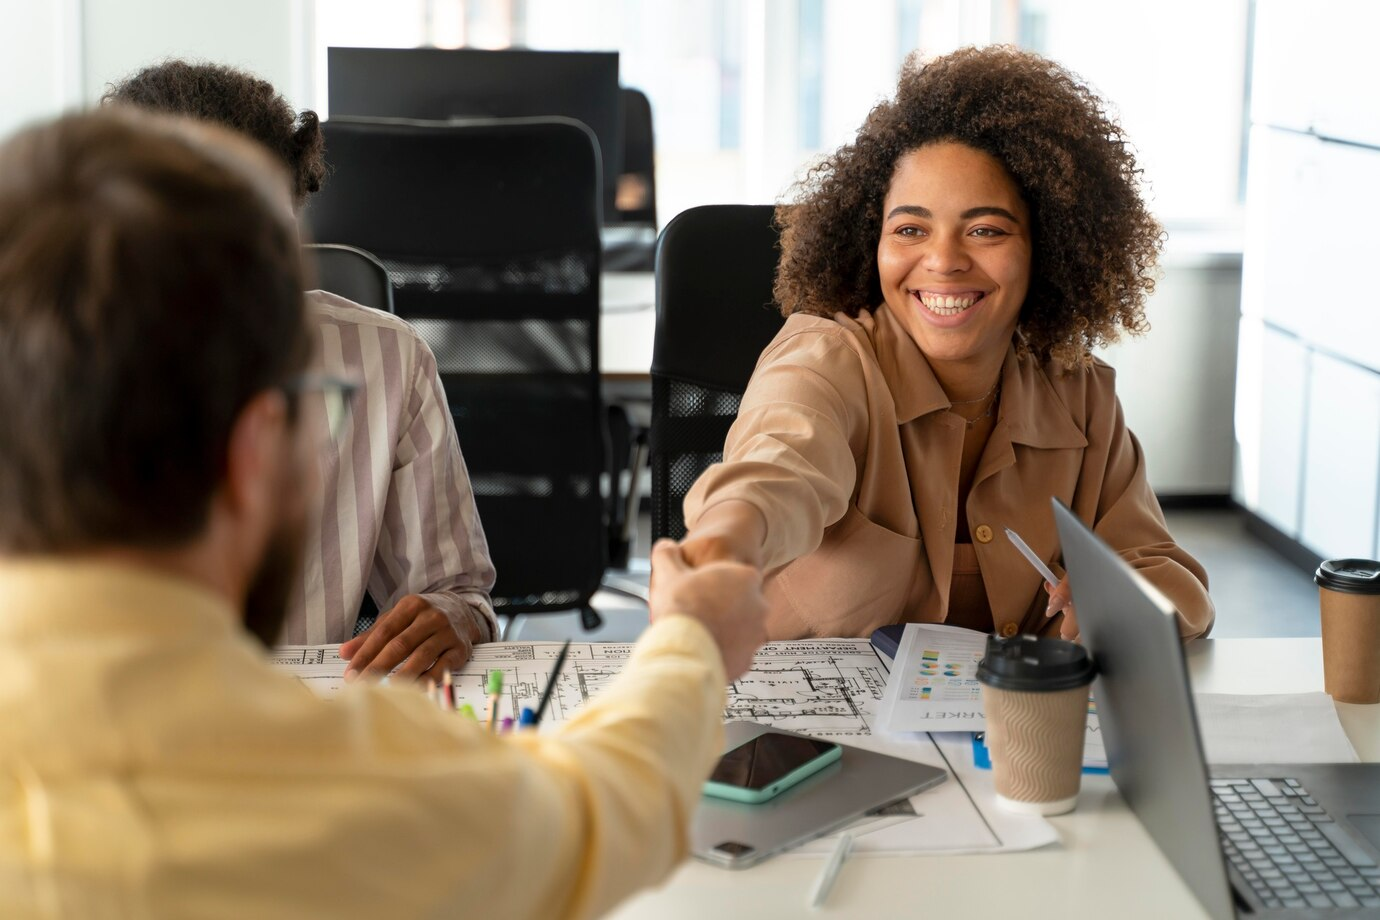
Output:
(1304, 141), (1380, 370)
(1237, 1), (1380, 561)
(1244, 132), (1380, 369)
(1310, 2), (1380, 148)
(1300, 352), (1380, 559)
(1240, 127), (1319, 336)
(1250, 0), (1323, 134)
(1252, 0), (1380, 147)
(1234, 320), (1308, 535)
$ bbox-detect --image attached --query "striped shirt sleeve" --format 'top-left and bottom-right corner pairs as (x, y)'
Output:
(371, 335), (498, 642)
(280, 292), (496, 646)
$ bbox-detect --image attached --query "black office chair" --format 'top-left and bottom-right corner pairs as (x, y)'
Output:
(616, 87), (656, 228)
(306, 116), (612, 631)
(650, 205), (787, 541)
(604, 88), (657, 272)
(303, 242), (395, 314)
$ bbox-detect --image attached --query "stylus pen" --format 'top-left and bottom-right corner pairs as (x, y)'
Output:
(532, 639), (572, 725)
(807, 832), (854, 910)
(1007, 527), (1066, 637)
(1005, 527), (1060, 587)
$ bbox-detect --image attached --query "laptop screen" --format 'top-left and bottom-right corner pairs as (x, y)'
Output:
(1052, 499), (1236, 920)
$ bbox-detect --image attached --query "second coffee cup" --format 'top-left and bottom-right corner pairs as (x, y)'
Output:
(1316, 558), (1380, 704)
(977, 634), (1096, 816)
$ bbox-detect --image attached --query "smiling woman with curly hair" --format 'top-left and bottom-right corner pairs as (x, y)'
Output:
(679, 45), (1214, 644)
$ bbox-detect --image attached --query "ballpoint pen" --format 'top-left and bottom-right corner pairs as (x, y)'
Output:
(533, 639), (572, 726)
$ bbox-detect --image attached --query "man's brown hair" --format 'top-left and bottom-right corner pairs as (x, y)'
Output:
(0, 109), (312, 552)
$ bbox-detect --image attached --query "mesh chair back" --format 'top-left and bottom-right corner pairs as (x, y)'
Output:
(651, 205), (785, 540)
(306, 116), (607, 617)
(304, 243), (395, 313)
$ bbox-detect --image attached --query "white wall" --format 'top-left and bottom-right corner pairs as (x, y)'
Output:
(1025, 0), (1249, 226)
(81, 0), (313, 109)
(0, 0), (83, 137)
(0, 0), (314, 135)
(1098, 246), (1242, 496)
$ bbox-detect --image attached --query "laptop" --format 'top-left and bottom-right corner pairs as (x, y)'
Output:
(1052, 499), (1380, 918)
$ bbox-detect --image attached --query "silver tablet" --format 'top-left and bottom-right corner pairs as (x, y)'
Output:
(691, 721), (947, 869)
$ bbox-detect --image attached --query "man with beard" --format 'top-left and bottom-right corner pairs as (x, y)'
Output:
(0, 109), (767, 919)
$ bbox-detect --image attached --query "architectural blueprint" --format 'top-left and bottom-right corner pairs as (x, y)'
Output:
(268, 644), (348, 694)
(273, 638), (890, 736)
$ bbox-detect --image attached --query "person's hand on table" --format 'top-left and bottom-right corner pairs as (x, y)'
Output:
(649, 539), (768, 681)
(339, 595), (484, 683)
(1045, 577), (1080, 642)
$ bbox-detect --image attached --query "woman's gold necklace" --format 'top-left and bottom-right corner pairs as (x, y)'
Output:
(951, 379), (1001, 429)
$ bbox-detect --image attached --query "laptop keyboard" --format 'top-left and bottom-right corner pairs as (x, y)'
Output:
(1212, 778), (1380, 910)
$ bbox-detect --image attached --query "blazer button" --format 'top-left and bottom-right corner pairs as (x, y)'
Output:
(1000, 622), (1018, 638)
(974, 524), (994, 544)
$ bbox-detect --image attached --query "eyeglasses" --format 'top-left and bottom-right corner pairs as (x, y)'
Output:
(280, 374), (360, 441)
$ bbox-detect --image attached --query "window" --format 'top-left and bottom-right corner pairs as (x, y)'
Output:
(313, 0), (1248, 229)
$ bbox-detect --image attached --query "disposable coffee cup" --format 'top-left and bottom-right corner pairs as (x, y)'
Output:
(977, 635), (1096, 816)
(1315, 559), (1380, 704)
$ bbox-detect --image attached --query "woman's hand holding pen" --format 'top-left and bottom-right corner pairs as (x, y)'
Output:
(1045, 577), (1080, 642)
(1006, 527), (1080, 642)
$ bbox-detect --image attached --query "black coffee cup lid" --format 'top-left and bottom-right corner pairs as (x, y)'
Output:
(1316, 559), (1380, 595)
(977, 634), (1096, 692)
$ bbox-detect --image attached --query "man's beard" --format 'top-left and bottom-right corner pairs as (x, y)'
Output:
(242, 516), (304, 648)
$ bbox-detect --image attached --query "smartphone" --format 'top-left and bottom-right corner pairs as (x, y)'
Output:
(702, 731), (842, 804)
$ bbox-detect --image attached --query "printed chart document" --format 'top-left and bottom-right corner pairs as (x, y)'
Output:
(272, 638), (1057, 856)
(874, 624), (1106, 767)
(875, 623), (988, 733)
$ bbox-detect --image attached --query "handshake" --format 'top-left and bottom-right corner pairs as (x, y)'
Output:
(649, 536), (768, 682)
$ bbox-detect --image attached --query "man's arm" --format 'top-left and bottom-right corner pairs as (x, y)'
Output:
(458, 542), (767, 918)
(316, 542), (767, 919)
(342, 339), (497, 681)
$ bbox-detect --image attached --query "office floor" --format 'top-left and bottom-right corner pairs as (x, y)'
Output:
(502, 507), (1323, 642)
(1160, 508), (1320, 638)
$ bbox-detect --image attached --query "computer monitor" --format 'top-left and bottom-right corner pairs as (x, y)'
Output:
(327, 47), (621, 220)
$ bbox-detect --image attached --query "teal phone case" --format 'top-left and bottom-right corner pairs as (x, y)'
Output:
(702, 741), (843, 804)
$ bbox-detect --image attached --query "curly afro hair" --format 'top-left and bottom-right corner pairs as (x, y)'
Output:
(102, 60), (326, 209)
(774, 45), (1162, 369)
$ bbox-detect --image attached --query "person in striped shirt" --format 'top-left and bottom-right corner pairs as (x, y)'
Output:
(104, 61), (497, 681)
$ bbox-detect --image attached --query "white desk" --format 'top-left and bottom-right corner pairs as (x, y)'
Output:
(609, 638), (1380, 920)
(600, 271), (655, 380)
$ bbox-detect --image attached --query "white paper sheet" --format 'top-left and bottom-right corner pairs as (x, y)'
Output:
(875, 623), (989, 733)
(1193, 692), (1359, 764)
(790, 731), (1059, 858)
